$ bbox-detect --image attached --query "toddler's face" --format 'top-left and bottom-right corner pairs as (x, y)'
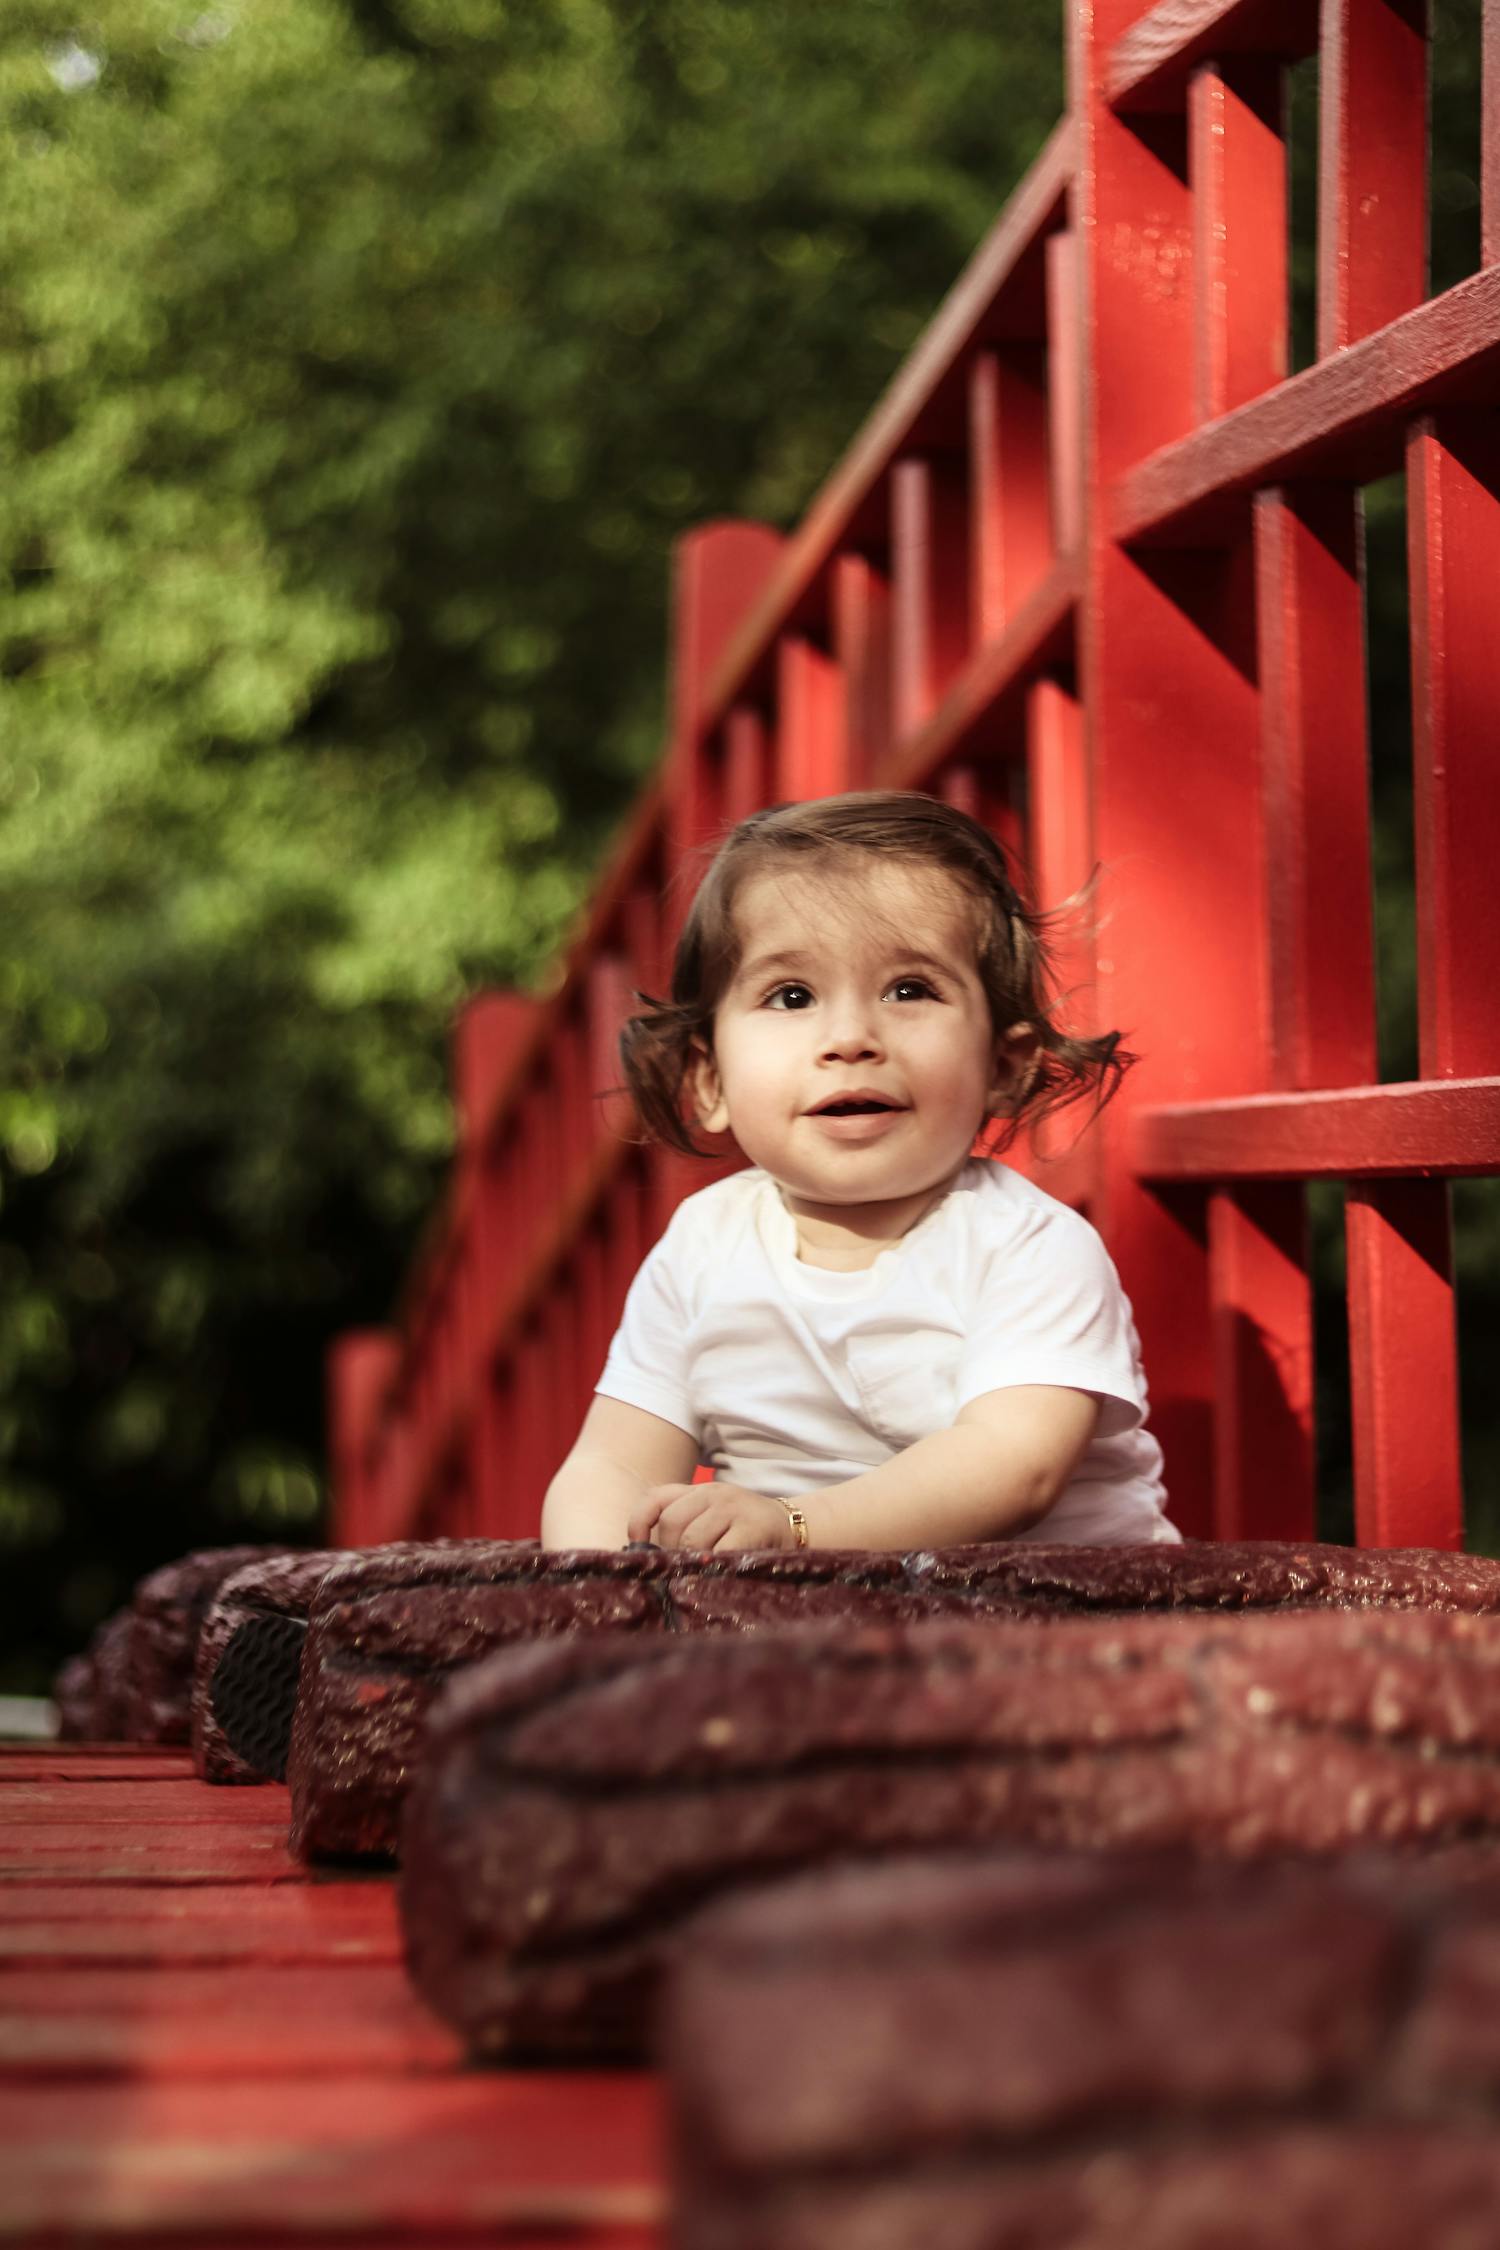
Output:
(690, 858), (1022, 1211)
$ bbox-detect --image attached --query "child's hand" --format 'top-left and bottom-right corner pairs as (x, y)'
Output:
(627, 1481), (795, 1552)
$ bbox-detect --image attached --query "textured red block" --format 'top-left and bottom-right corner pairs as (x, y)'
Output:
(400, 1609), (1500, 2060)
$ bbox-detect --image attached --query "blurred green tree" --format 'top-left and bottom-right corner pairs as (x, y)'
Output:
(0, 0), (1064, 1683)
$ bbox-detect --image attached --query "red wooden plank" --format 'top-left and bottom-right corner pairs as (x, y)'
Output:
(0, 1869), (374, 1914)
(1189, 59), (1287, 422)
(831, 558), (891, 789)
(1108, 0), (1318, 111)
(721, 703), (769, 822)
(0, 1964), (458, 2080)
(884, 556), (1078, 795)
(1131, 1074), (1500, 1177)
(1208, 1183), (1316, 1539)
(0, 2073), (663, 2243)
(669, 519), (784, 742)
(969, 347), (1052, 640)
(1347, 1178), (1464, 1548)
(1253, 483), (1378, 1089)
(1318, 0), (1429, 357)
(0, 1829), (304, 1885)
(0, 1887), (400, 1966)
(0, 1753), (196, 1783)
(1078, 4), (1252, 1539)
(1486, 0), (1500, 266)
(775, 633), (846, 801)
(1407, 412), (1500, 1080)
(891, 456), (971, 742)
(1025, 676), (1099, 1197)
(4, 1785), (286, 1823)
(1045, 232), (1082, 555)
(1115, 263), (1500, 545)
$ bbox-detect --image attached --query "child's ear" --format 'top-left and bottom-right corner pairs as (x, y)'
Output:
(985, 1022), (1040, 1116)
(688, 1036), (730, 1135)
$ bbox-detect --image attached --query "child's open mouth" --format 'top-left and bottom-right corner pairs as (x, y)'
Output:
(806, 1103), (908, 1137)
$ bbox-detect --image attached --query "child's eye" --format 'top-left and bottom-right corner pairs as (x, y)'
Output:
(764, 983), (815, 1011)
(886, 977), (939, 1002)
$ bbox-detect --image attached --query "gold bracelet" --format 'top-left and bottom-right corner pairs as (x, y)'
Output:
(774, 1497), (809, 1549)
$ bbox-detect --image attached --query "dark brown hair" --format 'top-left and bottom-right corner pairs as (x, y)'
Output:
(618, 790), (1133, 1159)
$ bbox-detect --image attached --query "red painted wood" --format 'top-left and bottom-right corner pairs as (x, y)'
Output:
(1407, 413), (1500, 1081)
(1253, 483), (1378, 1089)
(0, 1753), (196, 1783)
(1, 2077), (663, 2245)
(1077, 0), (1273, 1539)
(722, 703), (770, 821)
(775, 633), (846, 801)
(891, 457), (972, 742)
(831, 556), (892, 788)
(1115, 265), (1500, 545)
(1189, 59), (1287, 423)
(326, 1328), (400, 1548)
(1025, 676), (1099, 1198)
(2, 1749), (664, 2246)
(1208, 1183), (1316, 1539)
(1487, 0), (1500, 266)
(1044, 232), (1082, 555)
(0, 1963), (460, 2079)
(969, 346), (1052, 641)
(452, 990), (540, 1159)
(1133, 1074), (1500, 1177)
(1317, 0), (1429, 356)
(1108, 0), (1318, 112)
(1347, 1178), (1464, 1548)
(670, 520), (785, 742)
(885, 558), (1078, 794)
(6, 1784), (288, 1823)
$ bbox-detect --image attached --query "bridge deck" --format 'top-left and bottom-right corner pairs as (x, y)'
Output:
(0, 1743), (664, 2248)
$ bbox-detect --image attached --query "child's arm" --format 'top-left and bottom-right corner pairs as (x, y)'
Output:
(541, 1394), (702, 1550)
(630, 1386), (1100, 1552)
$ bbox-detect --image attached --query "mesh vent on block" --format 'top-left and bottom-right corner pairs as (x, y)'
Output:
(210, 1613), (309, 1782)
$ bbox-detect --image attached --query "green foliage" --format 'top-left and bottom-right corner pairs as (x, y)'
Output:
(0, 0), (1063, 1684)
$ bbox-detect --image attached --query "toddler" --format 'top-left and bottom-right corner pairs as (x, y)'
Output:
(540, 790), (1174, 1553)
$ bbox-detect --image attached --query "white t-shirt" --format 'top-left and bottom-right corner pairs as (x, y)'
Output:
(595, 1159), (1175, 1546)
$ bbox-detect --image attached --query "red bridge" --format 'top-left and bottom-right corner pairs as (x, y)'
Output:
(331, 0), (1500, 1566)
(14, 0), (1500, 2242)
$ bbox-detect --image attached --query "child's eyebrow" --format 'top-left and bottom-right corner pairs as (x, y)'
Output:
(736, 948), (961, 986)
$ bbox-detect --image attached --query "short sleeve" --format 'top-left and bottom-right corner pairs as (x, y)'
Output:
(594, 1231), (701, 1442)
(954, 1206), (1146, 1436)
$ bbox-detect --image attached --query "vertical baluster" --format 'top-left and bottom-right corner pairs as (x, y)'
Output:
(1075, 32), (1250, 1536)
(722, 706), (769, 823)
(832, 555), (892, 785)
(1254, 486), (1378, 1090)
(890, 457), (970, 743)
(969, 346), (1051, 643)
(325, 1330), (399, 1548)
(1485, 0), (1500, 266)
(1025, 676), (1098, 1202)
(1407, 413), (1500, 1079)
(668, 523), (784, 894)
(1318, 0), (1429, 355)
(1044, 232), (1082, 556)
(1189, 60), (1287, 424)
(776, 634), (848, 802)
(1347, 1180), (1463, 1548)
(1208, 1185), (1316, 1541)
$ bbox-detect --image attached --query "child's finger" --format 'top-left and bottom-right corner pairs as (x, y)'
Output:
(626, 1485), (688, 1542)
(654, 1489), (722, 1548)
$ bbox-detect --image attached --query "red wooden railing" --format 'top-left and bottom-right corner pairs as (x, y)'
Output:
(330, 0), (1500, 1557)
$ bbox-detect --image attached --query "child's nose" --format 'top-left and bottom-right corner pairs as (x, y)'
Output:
(819, 1002), (885, 1060)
